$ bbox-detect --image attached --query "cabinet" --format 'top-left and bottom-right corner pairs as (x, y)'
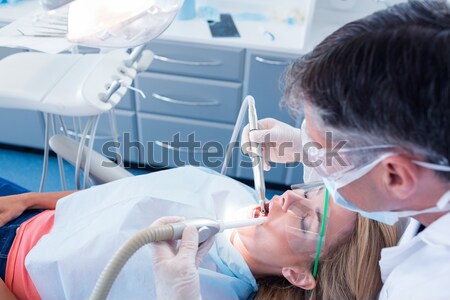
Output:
(0, 38), (304, 186)
(135, 40), (303, 185)
(236, 50), (303, 185)
(136, 40), (244, 175)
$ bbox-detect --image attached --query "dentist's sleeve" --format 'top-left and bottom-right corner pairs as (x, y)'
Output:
(150, 217), (214, 300)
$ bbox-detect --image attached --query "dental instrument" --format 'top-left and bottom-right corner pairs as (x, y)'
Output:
(221, 95), (268, 216)
(247, 97), (268, 216)
(90, 216), (268, 300)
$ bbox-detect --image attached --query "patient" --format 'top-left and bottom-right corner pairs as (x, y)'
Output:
(0, 167), (397, 300)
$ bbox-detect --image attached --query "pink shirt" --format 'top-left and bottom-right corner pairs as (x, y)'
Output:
(5, 210), (55, 300)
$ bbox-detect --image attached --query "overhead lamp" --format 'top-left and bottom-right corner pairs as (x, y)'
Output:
(39, 0), (184, 48)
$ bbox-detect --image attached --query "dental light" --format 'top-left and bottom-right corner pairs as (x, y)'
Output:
(39, 0), (184, 48)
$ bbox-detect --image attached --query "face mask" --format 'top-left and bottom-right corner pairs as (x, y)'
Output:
(323, 153), (450, 225)
(323, 177), (401, 225)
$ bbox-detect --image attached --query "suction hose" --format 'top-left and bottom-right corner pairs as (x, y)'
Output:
(89, 216), (266, 300)
(89, 225), (174, 300)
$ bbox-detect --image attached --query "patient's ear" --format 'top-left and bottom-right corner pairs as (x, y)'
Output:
(282, 266), (316, 290)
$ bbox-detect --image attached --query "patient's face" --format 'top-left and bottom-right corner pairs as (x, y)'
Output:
(231, 188), (356, 277)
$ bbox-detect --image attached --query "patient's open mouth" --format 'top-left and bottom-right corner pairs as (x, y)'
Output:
(253, 203), (270, 218)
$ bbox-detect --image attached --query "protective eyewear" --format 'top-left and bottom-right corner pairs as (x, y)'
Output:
(283, 183), (329, 260)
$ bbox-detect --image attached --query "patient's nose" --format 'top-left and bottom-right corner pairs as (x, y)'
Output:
(281, 190), (302, 211)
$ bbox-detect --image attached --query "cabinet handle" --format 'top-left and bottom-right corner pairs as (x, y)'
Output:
(255, 56), (290, 66)
(152, 93), (220, 106)
(65, 128), (111, 140)
(154, 54), (222, 66)
(155, 140), (211, 154)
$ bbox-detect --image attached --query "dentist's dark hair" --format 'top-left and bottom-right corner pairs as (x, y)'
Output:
(282, 0), (450, 181)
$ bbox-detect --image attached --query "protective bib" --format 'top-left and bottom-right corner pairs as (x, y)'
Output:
(26, 167), (258, 300)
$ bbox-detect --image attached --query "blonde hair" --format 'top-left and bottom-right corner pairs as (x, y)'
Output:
(254, 215), (398, 300)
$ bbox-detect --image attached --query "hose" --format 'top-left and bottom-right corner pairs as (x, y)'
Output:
(89, 225), (174, 300)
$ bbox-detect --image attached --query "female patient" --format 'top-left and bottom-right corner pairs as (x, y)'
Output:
(0, 167), (397, 300)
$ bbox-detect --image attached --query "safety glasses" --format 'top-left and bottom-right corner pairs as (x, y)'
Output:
(283, 183), (329, 262)
(306, 144), (398, 181)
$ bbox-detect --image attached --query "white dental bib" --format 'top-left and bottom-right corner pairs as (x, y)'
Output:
(26, 167), (258, 300)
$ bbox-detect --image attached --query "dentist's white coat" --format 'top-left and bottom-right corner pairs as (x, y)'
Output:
(379, 212), (450, 300)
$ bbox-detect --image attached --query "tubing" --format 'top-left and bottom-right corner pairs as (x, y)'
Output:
(83, 115), (100, 189)
(75, 118), (93, 190)
(39, 113), (50, 192)
(89, 225), (174, 300)
(221, 96), (252, 175)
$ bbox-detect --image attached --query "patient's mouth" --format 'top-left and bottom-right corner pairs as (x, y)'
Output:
(252, 203), (270, 218)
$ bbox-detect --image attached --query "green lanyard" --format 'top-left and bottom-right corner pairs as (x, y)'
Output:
(313, 188), (329, 279)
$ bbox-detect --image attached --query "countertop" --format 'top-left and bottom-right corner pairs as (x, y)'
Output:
(0, 0), (389, 55)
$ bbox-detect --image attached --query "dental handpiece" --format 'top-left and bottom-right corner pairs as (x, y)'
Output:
(170, 217), (268, 243)
(247, 97), (268, 216)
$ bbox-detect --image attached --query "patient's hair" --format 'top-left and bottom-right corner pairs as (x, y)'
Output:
(254, 215), (398, 300)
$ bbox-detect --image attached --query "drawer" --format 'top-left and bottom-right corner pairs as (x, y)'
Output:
(244, 50), (298, 124)
(136, 72), (242, 124)
(146, 39), (245, 82)
(138, 113), (235, 174)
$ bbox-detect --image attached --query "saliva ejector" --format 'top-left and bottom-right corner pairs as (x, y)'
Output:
(89, 216), (267, 300)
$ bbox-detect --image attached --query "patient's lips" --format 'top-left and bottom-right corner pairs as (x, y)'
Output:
(252, 203), (270, 218)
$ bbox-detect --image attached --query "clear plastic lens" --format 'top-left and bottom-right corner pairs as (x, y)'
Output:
(40, 0), (183, 48)
(309, 145), (397, 181)
(284, 185), (328, 254)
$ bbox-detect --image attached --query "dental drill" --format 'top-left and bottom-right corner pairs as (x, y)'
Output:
(89, 217), (268, 300)
(221, 95), (269, 216)
(247, 97), (268, 216)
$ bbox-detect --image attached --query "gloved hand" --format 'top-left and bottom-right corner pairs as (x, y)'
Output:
(241, 118), (302, 170)
(150, 216), (215, 300)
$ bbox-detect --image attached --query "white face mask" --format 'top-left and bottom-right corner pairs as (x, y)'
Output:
(323, 153), (450, 225)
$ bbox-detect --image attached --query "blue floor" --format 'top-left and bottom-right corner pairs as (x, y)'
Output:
(0, 148), (283, 197)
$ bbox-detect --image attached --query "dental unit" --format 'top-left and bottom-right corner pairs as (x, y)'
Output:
(0, 0), (183, 191)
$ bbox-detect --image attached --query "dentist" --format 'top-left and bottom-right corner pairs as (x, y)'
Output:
(245, 1), (450, 299)
(151, 1), (450, 299)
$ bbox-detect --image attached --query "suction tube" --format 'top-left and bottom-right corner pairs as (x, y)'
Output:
(89, 217), (267, 300)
